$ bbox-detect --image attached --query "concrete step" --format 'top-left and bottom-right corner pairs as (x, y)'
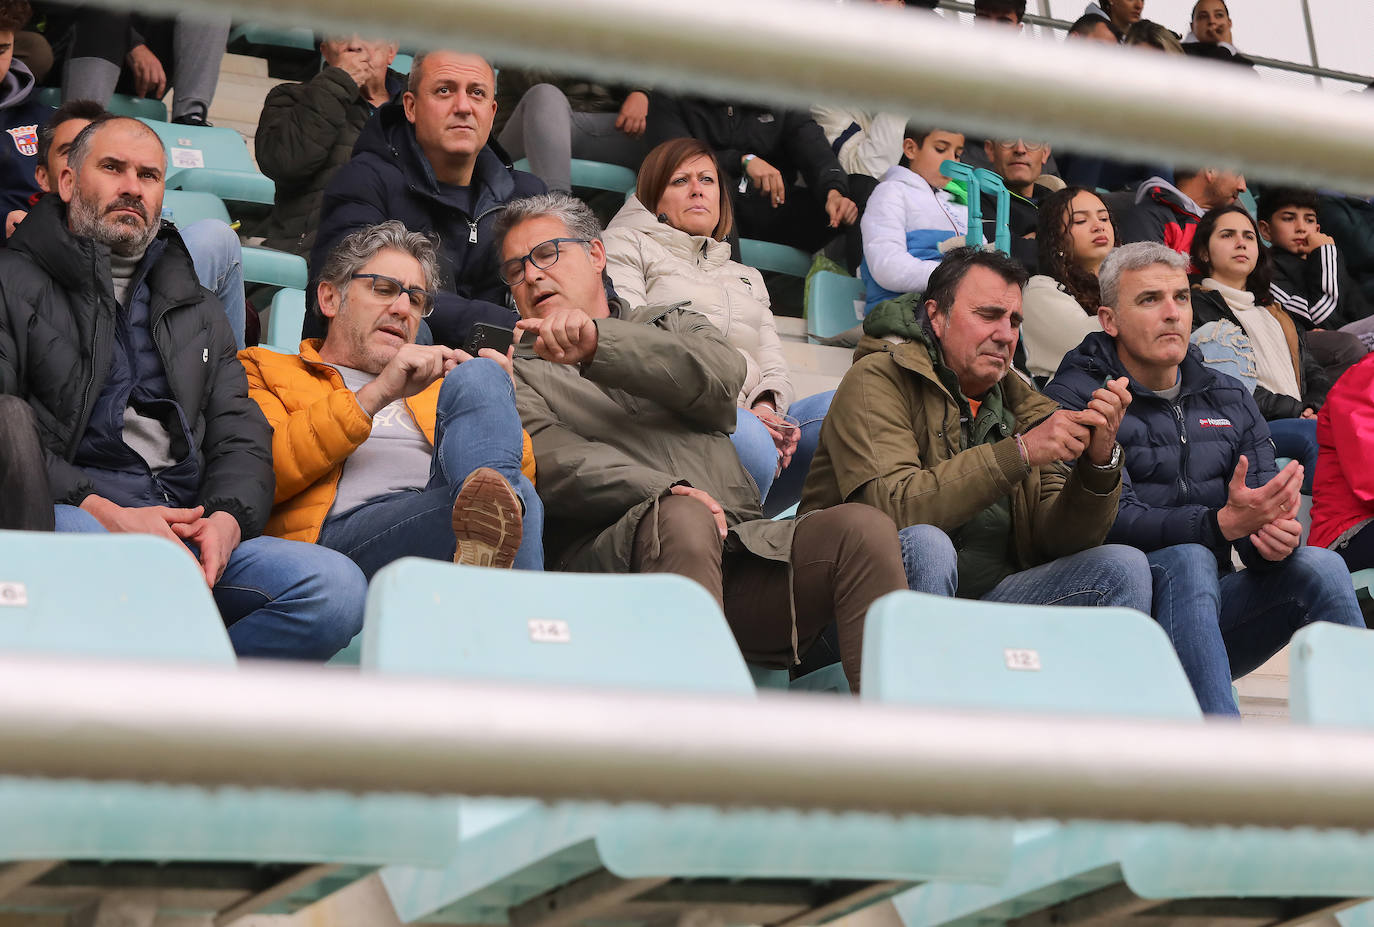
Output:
(219, 52), (271, 80)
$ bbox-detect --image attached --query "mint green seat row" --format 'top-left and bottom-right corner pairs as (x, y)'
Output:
(160, 190), (307, 289)
(34, 86), (168, 121)
(140, 118), (275, 205)
(1352, 568), (1374, 604)
(513, 157), (637, 194)
(805, 269), (865, 342)
(228, 23), (317, 52)
(871, 592), (1371, 927)
(0, 530), (456, 920)
(370, 560), (1015, 925)
(740, 237), (813, 278)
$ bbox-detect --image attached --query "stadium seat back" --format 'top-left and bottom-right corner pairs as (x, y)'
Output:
(264, 287), (307, 353)
(861, 590), (1201, 720)
(806, 270), (865, 341)
(36, 87), (167, 121)
(141, 119), (275, 205)
(0, 529), (233, 663)
(513, 158), (637, 195)
(1290, 620), (1374, 729)
(162, 189), (233, 227)
(362, 558), (753, 694)
(740, 238), (813, 277)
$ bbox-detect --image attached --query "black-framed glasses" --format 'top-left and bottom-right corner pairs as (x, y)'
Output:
(499, 237), (590, 286)
(349, 273), (435, 317)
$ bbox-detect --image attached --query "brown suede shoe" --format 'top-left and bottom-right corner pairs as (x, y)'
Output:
(451, 467), (523, 569)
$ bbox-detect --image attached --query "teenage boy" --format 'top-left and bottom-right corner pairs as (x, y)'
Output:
(1259, 186), (1374, 351)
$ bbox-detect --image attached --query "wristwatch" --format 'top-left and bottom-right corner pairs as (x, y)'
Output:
(1091, 442), (1123, 470)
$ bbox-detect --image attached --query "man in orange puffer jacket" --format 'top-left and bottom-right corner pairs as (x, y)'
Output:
(239, 221), (540, 575)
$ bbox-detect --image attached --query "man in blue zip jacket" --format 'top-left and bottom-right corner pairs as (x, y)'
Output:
(308, 50), (546, 348)
(1045, 241), (1364, 716)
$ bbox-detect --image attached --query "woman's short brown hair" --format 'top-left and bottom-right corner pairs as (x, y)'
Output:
(634, 137), (734, 241)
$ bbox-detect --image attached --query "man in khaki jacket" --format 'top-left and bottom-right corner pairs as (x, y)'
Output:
(495, 192), (906, 691)
(801, 247), (1151, 610)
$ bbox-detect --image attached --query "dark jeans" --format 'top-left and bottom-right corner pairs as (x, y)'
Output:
(1335, 522), (1374, 572)
(0, 396), (53, 531)
(1268, 417), (1318, 493)
(1147, 543), (1365, 716)
(631, 496), (906, 692)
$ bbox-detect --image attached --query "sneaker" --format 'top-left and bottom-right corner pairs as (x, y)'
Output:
(451, 467), (523, 569)
(171, 112), (212, 127)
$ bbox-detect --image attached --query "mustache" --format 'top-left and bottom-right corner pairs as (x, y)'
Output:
(104, 196), (147, 220)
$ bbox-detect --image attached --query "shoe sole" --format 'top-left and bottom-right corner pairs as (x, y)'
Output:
(452, 467), (523, 569)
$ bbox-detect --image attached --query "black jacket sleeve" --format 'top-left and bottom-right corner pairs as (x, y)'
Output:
(1118, 203), (1164, 245)
(781, 111), (848, 199)
(255, 67), (361, 185)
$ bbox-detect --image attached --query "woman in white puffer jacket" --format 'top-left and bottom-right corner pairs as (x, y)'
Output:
(603, 138), (833, 514)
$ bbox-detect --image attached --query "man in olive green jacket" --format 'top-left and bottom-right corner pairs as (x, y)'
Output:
(495, 192), (907, 691)
(801, 247), (1151, 609)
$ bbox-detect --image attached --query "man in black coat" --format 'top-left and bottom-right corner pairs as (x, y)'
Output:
(0, 114), (366, 660)
(308, 50), (546, 348)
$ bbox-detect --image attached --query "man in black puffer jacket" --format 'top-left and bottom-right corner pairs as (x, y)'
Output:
(0, 114), (366, 660)
(1045, 242), (1363, 717)
(254, 34), (406, 256)
(308, 50), (546, 348)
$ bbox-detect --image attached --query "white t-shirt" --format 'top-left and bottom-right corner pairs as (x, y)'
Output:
(325, 364), (434, 519)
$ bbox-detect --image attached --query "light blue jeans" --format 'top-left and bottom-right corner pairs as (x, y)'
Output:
(54, 504), (366, 660)
(182, 218), (246, 349)
(729, 390), (835, 516)
(899, 523), (1152, 610)
(317, 357), (544, 576)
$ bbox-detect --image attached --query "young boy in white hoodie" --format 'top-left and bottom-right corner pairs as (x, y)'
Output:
(858, 124), (967, 312)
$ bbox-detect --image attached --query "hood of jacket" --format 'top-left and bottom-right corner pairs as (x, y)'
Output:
(1135, 175), (1204, 219)
(0, 59), (35, 109)
(351, 101), (521, 212)
(607, 195), (731, 270)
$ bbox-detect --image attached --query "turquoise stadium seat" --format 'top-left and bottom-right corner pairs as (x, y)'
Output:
(34, 86), (168, 121)
(228, 22), (317, 52)
(871, 591), (1374, 926)
(368, 560), (1015, 925)
(392, 52), (414, 75)
(514, 157), (637, 194)
(806, 269), (865, 342)
(161, 190), (307, 289)
(1291, 622), (1374, 927)
(740, 238), (813, 277)
(263, 287), (307, 353)
(0, 530), (457, 920)
(140, 119), (275, 205)
(1353, 568), (1374, 605)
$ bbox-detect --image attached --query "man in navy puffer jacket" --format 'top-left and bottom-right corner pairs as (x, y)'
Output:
(308, 50), (545, 348)
(1046, 241), (1363, 717)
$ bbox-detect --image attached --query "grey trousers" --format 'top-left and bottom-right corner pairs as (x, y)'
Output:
(497, 83), (650, 194)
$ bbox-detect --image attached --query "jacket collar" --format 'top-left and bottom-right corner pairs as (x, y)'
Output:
(1064, 330), (1222, 400)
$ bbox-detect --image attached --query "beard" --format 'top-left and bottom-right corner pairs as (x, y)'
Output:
(68, 191), (159, 258)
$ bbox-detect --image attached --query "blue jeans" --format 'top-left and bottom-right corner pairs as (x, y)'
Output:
(729, 390), (835, 515)
(1267, 417), (1317, 492)
(316, 357), (544, 577)
(181, 219), (246, 350)
(1147, 543), (1364, 716)
(899, 523), (1151, 610)
(54, 504), (366, 660)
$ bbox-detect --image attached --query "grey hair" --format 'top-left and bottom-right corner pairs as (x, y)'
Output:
(317, 220), (441, 294)
(492, 192), (603, 255)
(1098, 242), (1189, 309)
(65, 114), (165, 175)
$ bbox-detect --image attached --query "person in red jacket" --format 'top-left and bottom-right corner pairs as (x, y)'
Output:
(1310, 352), (1374, 570)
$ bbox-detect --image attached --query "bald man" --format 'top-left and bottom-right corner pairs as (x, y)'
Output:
(0, 113), (367, 661)
(308, 50), (546, 348)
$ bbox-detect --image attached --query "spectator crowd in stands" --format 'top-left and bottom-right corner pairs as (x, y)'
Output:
(3, 0), (1374, 717)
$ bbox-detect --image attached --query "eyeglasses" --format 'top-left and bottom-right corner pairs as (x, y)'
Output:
(349, 273), (435, 317)
(499, 237), (590, 286)
(996, 139), (1047, 151)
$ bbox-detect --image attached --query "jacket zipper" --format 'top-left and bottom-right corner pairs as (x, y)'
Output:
(1172, 401), (1191, 505)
